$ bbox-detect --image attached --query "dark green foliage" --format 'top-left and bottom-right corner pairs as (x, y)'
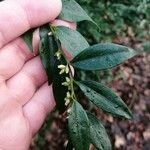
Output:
(72, 43), (137, 71)
(40, 25), (68, 112)
(55, 26), (89, 56)
(68, 101), (90, 150)
(39, 25), (58, 84)
(23, 29), (35, 52)
(52, 57), (68, 113)
(23, 0), (141, 149)
(59, 0), (94, 23)
(87, 112), (112, 150)
(77, 81), (132, 119)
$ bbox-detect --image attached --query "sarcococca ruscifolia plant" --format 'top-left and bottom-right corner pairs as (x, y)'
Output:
(23, 0), (138, 149)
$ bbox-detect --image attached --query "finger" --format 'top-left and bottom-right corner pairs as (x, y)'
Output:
(0, 0), (62, 48)
(0, 38), (35, 81)
(7, 56), (47, 106)
(0, 21), (76, 81)
(51, 19), (77, 30)
(52, 19), (77, 60)
(23, 83), (55, 136)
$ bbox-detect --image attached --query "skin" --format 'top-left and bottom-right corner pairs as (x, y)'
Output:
(0, 0), (76, 149)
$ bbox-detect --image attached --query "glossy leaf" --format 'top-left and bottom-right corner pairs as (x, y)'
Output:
(52, 56), (68, 113)
(77, 80), (132, 119)
(59, 0), (94, 23)
(68, 101), (90, 150)
(39, 24), (58, 85)
(72, 43), (137, 70)
(87, 112), (112, 150)
(23, 29), (34, 52)
(54, 26), (89, 57)
(40, 25), (67, 112)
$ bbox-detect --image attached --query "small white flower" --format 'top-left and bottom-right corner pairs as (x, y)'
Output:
(48, 32), (52, 36)
(58, 65), (66, 74)
(59, 69), (65, 75)
(66, 92), (71, 98)
(66, 77), (70, 83)
(62, 82), (69, 86)
(58, 65), (66, 69)
(67, 108), (71, 114)
(65, 98), (70, 106)
(62, 77), (71, 88)
(64, 92), (71, 106)
(65, 65), (69, 74)
(58, 64), (70, 75)
(57, 54), (61, 60)
(55, 51), (61, 60)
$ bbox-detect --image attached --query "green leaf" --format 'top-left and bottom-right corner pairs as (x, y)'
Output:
(68, 101), (90, 150)
(72, 43), (137, 70)
(76, 80), (132, 119)
(40, 25), (68, 112)
(39, 24), (58, 85)
(54, 26), (89, 57)
(87, 112), (112, 150)
(52, 56), (68, 113)
(59, 0), (94, 23)
(23, 29), (34, 52)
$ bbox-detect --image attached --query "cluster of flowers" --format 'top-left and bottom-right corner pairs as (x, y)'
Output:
(56, 51), (72, 107)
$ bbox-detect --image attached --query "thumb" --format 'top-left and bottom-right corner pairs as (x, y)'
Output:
(0, 0), (62, 48)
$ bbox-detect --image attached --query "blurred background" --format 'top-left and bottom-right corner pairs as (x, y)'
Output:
(31, 0), (150, 149)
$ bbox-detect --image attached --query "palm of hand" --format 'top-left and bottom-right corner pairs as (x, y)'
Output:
(0, 0), (62, 149)
(0, 37), (55, 149)
(0, 84), (31, 149)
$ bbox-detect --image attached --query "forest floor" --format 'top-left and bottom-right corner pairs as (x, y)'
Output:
(30, 39), (150, 150)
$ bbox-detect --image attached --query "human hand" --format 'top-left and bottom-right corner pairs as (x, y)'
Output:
(0, 0), (76, 149)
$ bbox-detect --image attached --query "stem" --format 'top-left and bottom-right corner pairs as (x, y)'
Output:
(50, 26), (71, 64)
(69, 69), (76, 101)
(50, 25), (77, 103)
